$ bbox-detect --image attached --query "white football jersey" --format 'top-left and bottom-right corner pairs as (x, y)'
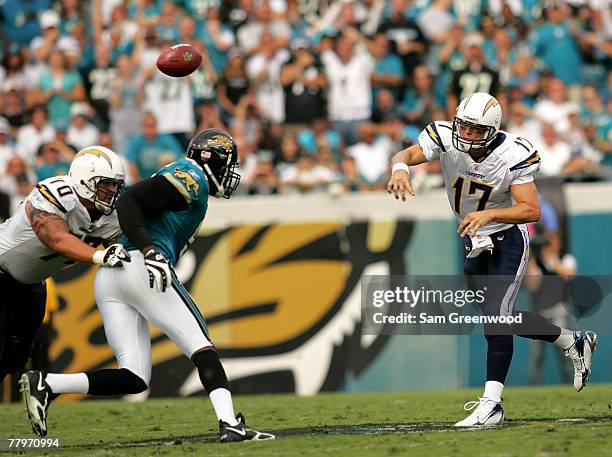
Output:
(0, 176), (121, 284)
(418, 121), (541, 236)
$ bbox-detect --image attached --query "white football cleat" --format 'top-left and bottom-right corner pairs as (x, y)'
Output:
(454, 397), (505, 427)
(564, 330), (598, 392)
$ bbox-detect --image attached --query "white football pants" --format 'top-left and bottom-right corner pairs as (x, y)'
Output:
(94, 251), (212, 385)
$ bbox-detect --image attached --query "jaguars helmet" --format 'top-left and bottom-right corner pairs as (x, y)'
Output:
(452, 92), (502, 154)
(68, 145), (125, 215)
(186, 128), (240, 199)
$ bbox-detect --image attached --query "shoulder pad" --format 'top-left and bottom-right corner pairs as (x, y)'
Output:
(32, 176), (79, 214)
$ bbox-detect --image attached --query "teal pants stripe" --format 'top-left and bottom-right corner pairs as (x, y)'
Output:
(171, 275), (210, 339)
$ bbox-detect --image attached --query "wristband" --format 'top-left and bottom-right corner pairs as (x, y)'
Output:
(92, 250), (105, 265)
(392, 163), (410, 175)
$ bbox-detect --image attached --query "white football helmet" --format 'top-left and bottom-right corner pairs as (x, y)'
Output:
(68, 146), (125, 215)
(452, 92), (502, 154)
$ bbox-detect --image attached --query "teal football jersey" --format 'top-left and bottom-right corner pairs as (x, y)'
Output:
(121, 158), (209, 265)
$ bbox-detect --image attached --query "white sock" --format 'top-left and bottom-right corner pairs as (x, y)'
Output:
(483, 380), (504, 403)
(209, 388), (238, 426)
(45, 373), (89, 394)
(553, 329), (575, 350)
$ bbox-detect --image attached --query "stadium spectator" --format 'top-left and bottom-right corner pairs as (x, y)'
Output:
(279, 152), (336, 194)
(417, 0), (454, 44)
(236, 0), (291, 54)
(109, 54), (142, 155)
(296, 117), (343, 159)
(378, 0), (427, 78)
(246, 160), (279, 195)
(0, 117), (17, 174)
(529, 3), (582, 88)
(16, 105), (55, 166)
(65, 103), (100, 151)
(2, 84), (28, 130)
(533, 78), (573, 135)
(371, 89), (401, 125)
(246, 31), (289, 123)
(29, 10), (79, 67)
(537, 123), (572, 177)
(125, 113), (183, 183)
(507, 102), (541, 141)
(402, 65), (441, 129)
(141, 61), (195, 148)
(35, 139), (73, 181)
(32, 48), (85, 128)
(155, 1), (180, 43)
(322, 32), (374, 146)
(370, 32), (405, 103)
(339, 156), (363, 193)
(198, 7), (235, 75)
(0, 45), (27, 94)
(447, 33), (500, 117)
(280, 39), (327, 127)
(218, 48), (250, 120)
(195, 101), (227, 133)
(0, 155), (36, 214)
(81, 43), (116, 131)
(346, 127), (393, 191)
(190, 42), (218, 107)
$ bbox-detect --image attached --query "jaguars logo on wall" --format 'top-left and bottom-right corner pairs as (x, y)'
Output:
(50, 219), (414, 400)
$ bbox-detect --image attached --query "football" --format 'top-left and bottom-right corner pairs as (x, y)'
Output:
(156, 43), (202, 77)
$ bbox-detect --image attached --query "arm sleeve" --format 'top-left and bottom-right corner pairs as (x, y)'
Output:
(116, 175), (189, 251)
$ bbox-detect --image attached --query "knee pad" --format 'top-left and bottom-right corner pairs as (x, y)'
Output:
(86, 368), (148, 395)
(192, 350), (230, 393)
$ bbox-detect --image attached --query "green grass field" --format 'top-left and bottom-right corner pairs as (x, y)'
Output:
(1, 385), (611, 456)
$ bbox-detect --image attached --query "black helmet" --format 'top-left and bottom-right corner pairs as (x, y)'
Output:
(186, 129), (240, 198)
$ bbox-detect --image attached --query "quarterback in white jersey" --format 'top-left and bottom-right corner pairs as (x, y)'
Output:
(388, 93), (598, 427)
(0, 146), (130, 383)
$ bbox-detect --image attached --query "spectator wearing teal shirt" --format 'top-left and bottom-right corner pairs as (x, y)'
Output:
(197, 7), (235, 76)
(35, 141), (72, 181)
(297, 118), (343, 160)
(37, 49), (86, 128)
(370, 32), (405, 103)
(126, 113), (183, 183)
(529, 4), (582, 86)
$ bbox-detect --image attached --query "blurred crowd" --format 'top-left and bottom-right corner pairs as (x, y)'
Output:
(0, 0), (610, 218)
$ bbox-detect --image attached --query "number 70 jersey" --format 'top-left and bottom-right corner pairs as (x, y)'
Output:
(418, 121), (541, 236)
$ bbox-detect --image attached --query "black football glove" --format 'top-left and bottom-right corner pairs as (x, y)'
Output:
(143, 249), (172, 293)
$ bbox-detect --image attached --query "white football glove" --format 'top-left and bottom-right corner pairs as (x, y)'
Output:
(144, 248), (172, 293)
(92, 244), (131, 267)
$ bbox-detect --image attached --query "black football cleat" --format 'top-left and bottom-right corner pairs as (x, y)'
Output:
(219, 413), (275, 442)
(19, 371), (56, 437)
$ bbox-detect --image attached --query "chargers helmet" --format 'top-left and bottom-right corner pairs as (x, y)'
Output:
(68, 146), (125, 215)
(186, 128), (240, 199)
(452, 92), (502, 155)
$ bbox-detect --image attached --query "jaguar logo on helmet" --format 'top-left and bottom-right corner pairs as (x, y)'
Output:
(68, 146), (125, 215)
(187, 129), (241, 199)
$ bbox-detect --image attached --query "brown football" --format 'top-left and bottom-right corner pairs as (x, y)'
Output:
(156, 43), (202, 77)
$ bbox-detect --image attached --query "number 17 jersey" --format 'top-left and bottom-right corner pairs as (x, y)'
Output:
(418, 121), (541, 236)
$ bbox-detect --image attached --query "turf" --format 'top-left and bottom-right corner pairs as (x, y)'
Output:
(1, 385), (611, 456)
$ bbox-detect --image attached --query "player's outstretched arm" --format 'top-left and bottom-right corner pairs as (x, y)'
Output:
(27, 203), (130, 266)
(387, 143), (429, 201)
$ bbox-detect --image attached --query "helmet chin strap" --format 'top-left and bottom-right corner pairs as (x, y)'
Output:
(203, 163), (225, 198)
